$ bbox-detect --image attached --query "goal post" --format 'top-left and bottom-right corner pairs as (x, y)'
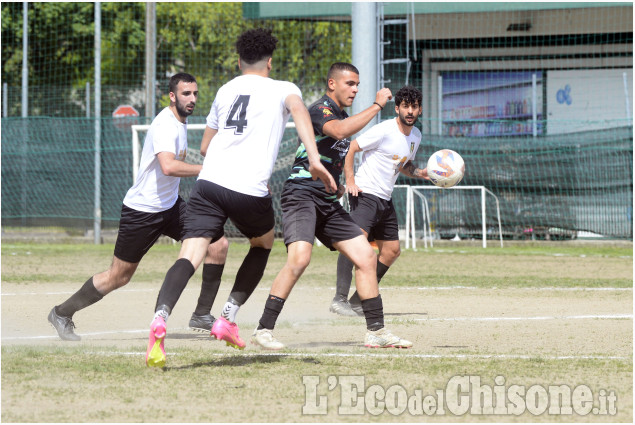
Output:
(407, 185), (503, 249)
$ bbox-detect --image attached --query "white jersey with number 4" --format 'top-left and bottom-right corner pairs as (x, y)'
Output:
(354, 118), (422, 201)
(200, 74), (302, 197)
(123, 107), (188, 213)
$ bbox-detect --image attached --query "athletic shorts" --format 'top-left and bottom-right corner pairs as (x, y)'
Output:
(281, 183), (363, 251)
(183, 179), (274, 240)
(113, 197), (186, 263)
(349, 192), (399, 242)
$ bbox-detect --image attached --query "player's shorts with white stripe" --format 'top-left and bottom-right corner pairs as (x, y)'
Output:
(348, 192), (399, 242)
(281, 182), (362, 250)
(183, 179), (274, 241)
(114, 197), (186, 263)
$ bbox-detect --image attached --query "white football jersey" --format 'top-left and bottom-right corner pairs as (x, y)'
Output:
(199, 74), (302, 197)
(123, 107), (188, 213)
(354, 118), (422, 200)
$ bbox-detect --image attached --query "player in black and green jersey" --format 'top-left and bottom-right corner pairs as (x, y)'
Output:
(252, 63), (413, 350)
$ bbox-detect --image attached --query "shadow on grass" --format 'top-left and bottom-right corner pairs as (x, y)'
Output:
(165, 353), (321, 370)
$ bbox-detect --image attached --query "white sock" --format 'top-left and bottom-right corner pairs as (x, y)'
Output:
(153, 309), (169, 323)
(221, 301), (240, 323)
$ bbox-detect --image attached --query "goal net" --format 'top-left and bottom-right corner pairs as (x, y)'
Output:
(406, 186), (503, 249)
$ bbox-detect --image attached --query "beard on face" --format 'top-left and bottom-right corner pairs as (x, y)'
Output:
(398, 112), (417, 127)
(175, 99), (194, 117)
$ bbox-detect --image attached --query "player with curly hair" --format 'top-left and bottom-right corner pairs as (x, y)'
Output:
(332, 85), (429, 316)
(145, 28), (335, 367)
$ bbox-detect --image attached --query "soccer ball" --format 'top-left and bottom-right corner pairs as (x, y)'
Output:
(426, 149), (465, 188)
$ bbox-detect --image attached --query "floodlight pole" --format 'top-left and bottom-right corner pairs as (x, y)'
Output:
(21, 2), (28, 118)
(352, 2), (378, 134)
(94, 2), (102, 244)
(351, 3), (378, 172)
(145, 3), (156, 119)
(21, 2), (28, 226)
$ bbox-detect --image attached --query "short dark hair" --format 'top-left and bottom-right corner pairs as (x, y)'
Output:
(326, 62), (359, 86)
(394, 85), (422, 108)
(236, 28), (278, 65)
(169, 72), (196, 94)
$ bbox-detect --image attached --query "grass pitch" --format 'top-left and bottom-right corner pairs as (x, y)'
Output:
(1, 240), (632, 422)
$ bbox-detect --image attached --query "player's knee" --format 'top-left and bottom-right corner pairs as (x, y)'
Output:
(218, 236), (230, 252)
(356, 247), (377, 272)
(113, 273), (132, 289)
(288, 255), (311, 277)
(209, 237), (230, 258)
(389, 247), (401, 261)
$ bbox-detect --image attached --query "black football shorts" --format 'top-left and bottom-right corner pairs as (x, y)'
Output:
(348, 192), (399, 242)
(183, 179), (274, 241)
(281, 182), (362, 251)
(113, 197), (186, 263)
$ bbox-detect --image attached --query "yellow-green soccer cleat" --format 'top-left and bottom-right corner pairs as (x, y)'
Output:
(146, 316), (167, 367)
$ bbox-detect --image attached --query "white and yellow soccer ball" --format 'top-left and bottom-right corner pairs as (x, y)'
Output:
(426, 149), (465, 188)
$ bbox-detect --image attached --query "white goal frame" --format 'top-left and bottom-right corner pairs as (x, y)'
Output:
(407, 185), (503, 249)
(131, 122), (296, 182)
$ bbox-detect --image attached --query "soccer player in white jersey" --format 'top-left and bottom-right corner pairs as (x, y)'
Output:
(332, 85), (429, 316)
(48, 73), (228, 341)
(145, 28), (336, 367)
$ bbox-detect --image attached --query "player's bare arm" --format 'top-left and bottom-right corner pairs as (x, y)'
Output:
(199, 126), (218, 157)
(156, 151), (202, 177)
(286, 94), (337, 193)
(344, 139), (363, 196)
(323, 88), (393, 140)
(400, 160), (429, 180)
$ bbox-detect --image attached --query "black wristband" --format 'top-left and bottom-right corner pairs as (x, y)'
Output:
(373, 102), (383, 110)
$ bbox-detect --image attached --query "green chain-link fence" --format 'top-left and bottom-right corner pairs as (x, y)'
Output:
(2, 2), (632, 241)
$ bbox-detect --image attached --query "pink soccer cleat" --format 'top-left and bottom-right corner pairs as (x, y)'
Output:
(146, 316), (167, 367)
(210, 316), (245, 350)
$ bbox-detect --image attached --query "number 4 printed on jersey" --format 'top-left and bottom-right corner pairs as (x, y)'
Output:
(226, 95), (250, 135)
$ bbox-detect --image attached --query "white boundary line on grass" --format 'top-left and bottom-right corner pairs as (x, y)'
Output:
(413, 314), (633, 322)
(1, 286), (632, 296)
(73, 351), (634, 361)
(3, 313), (631, 342)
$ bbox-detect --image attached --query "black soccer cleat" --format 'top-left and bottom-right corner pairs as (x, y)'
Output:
(48, 307), (81, 341)
(188, 313), (216, 333)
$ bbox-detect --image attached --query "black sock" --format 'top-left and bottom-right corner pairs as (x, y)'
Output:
(229, 247), (271, 305)
(194, 263), (224, 316)
(56, 277), (104, 318)
(376, 260), (390, 283)
(334, 254), (353, 300)
(155, 258), (195, 312)
(257, 295), (285, 330)
(349, 259), (390, 304)
(361, 295), (384, 331)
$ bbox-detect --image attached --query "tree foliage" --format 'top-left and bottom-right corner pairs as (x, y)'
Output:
(1, 2), (352, 117)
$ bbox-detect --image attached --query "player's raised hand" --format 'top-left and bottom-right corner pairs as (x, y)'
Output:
(309, 161), (337, 194)
(374, 88), (393, 109)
